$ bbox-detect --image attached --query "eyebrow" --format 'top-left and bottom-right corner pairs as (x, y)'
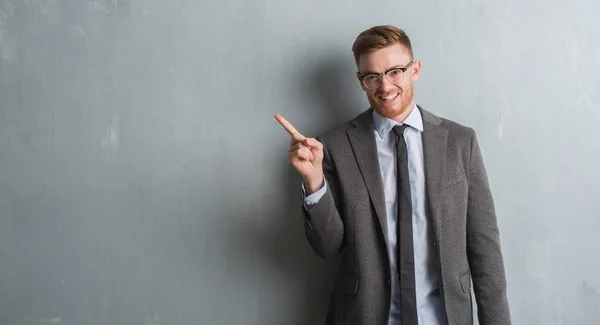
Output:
(359, 64), (407, 75)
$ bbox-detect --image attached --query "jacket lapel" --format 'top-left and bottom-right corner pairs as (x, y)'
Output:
(419, 106), (447, 241)
(347, 109), (389, 247)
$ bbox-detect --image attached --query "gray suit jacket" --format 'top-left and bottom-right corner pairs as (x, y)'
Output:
(302, 106), (510, 325)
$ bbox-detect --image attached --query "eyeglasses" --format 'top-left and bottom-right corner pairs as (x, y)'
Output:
(358, 61), (414, 89)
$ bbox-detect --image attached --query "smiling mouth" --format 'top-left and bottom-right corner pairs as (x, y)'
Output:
(379, 93), (399, 101)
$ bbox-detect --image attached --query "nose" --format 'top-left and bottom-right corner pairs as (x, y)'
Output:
(379, 75), (395, 92)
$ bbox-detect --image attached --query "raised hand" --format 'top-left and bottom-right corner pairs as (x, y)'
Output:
(274, 114), (324, 194)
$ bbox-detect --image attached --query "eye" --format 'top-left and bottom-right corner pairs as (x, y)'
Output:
(388, 69), (403, 76)
(363, 74), (379, 82)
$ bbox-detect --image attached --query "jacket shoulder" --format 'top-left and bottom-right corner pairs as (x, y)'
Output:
(439, 117), (475, 139)
(422, 106), (476, 140)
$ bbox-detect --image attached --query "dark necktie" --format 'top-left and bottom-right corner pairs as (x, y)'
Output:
(392, 124), (418, 325)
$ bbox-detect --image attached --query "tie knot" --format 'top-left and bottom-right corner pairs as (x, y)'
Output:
(392, 124), (408, 136)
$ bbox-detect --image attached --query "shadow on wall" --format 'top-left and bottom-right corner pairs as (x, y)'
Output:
(274, 52), (366, 324)
(269, 52), (365, 323)
(209, 52), (363, 324)
(299, 51), (366, 135)
(277, 51), (366, 324)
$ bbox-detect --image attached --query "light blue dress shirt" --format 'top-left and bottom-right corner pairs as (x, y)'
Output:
(303, 105), (446, 325)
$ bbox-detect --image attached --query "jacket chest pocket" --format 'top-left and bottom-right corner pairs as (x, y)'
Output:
(444, 171), (467, 189)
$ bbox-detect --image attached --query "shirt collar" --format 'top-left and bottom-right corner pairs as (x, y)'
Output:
(372, 104), (424, 139)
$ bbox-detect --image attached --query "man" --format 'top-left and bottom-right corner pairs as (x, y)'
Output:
(275, 25), (510, 325)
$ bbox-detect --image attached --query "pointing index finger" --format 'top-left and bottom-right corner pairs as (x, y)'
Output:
(274, 114), (306, 140)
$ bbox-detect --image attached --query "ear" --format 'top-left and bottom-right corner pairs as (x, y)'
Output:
(411, 60), (421, 82)
(356, 71), (368, 91)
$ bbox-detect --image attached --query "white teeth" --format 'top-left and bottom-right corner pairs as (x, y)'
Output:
(381, 93), (398, 100)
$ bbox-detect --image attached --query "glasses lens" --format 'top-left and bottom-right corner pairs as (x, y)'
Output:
(386, 69), (405, 84)
(362, 75), (380, 89)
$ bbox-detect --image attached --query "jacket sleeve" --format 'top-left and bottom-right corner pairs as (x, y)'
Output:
(466, 129), (512, 325)
(301, 134), (345, 259)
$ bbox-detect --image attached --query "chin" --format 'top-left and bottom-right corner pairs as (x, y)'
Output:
(373, 105), (405, 119)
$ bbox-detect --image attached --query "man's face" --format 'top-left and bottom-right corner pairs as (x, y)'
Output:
(356, 43), (420, 120)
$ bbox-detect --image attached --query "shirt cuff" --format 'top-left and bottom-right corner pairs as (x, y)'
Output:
(302, 178), (327, 209)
